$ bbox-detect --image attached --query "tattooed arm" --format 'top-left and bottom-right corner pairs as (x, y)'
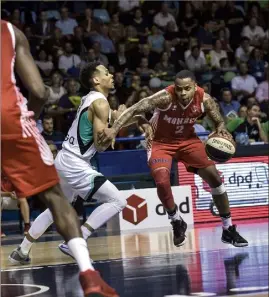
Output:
(203, 93), (230, 137)
(98, 90), (172, 145)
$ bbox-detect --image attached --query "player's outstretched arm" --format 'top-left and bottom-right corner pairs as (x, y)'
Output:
(98, 90), (172, 145)
(203, 93), (229, 137)
(92, 99), (111, 152)
(13, 25), (48, 119)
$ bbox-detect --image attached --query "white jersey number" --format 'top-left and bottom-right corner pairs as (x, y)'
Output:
(175, 125), (184, 134)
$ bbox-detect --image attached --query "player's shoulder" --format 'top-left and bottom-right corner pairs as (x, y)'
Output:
(86, 91), (107, 102)
(165, 84), (175, 95)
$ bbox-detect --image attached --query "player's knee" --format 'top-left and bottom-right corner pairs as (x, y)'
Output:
(211, 183), (226, 195)
(152, 168), (170, 189)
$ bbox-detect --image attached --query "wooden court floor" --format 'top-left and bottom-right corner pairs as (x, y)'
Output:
(1, 219), (268, 297)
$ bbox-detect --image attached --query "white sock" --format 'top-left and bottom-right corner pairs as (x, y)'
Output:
(67, 237), (94, 272)
(168, 209), (181, 222)
(20, 209), (53, 255)
(84, 202), (119, 232)
(221, 216), (232, 230)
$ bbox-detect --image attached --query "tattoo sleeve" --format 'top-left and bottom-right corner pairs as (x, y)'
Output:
(203, 93), (225, 128)
(112, 90), (172, 134)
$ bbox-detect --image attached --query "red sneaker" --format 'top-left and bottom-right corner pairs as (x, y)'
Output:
(79, 269), (119, 297)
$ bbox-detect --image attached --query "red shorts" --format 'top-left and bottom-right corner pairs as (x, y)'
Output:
(1, 130), (59, 199)
(148, 138), (214, 173)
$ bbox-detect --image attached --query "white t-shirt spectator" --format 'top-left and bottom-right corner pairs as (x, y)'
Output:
(58, 54), (81, 72)
(118, 0), (139, 12)
(235, 45), (254, 62)
(186, 55), (206, 72)
(241, 25), (265, 41)
(154, 12), (178, 30)
(256, 81), (269, 102)
(184, 49), (205, 62)
(55, 18), (78, 35)
(209, 50), (228, 69)
(231, 74), (258, 94)
(35, 60), (54, 72)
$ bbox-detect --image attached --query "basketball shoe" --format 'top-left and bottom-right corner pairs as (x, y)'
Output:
(171, 218), (187, 247)
(58, 242), (94, 263)
(221, 225), (248, 247)
(80, 269), (119, 297)
(9, 247), (31, 265)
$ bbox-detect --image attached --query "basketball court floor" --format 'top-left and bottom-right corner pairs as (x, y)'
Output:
(1, 219), (268, 297)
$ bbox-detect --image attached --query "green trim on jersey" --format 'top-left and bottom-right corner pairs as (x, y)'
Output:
(79, 109), (93, 145)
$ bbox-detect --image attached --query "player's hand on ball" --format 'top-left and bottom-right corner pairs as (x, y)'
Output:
(216, 123), (230, 138)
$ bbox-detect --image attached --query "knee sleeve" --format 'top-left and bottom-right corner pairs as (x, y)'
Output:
(92, 180), (127, 212)
(211, 183), (226, 195)
(152, 168), (175, 210)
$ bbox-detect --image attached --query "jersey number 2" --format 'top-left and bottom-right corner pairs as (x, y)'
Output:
(175, 125), (184, 134)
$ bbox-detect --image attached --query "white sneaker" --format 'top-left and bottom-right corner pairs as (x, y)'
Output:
(58, 242), (94, 263)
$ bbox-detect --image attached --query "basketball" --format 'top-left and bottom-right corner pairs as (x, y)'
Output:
(205, 134), (236, 163)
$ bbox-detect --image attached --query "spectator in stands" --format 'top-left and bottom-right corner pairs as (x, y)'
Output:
(79, 7), (93, 35)
(217, 28), (233, 52)
(35, 10), (54, 43)
(184, 38), (206, 61)
(153, 2), (178, 30)
(209, 39), (228, 69)
(24, 26), (39, 57)
(256, 68), (269, 104)
(136, 57), (155, 80)
(225, 1), (245, 48)
(58, 41), (81, 76)
(80, 48), (97, 68)
(203, 1), (225, 34)
(147, 25), (165, 53)
(118, 0), (140, 13)
(226, 105), (247, 133)
(180, 2), (198, 37)
(113, 42), (129, 72)
(131, 8), (149, 38)
(41, 115), (65, 142)
(154, 51), (176, 80)
(55, 6), (78, 36)
(247, 2), (266, 28)
(233, 103), (268, 143)
(47, 141), (59, 159)
(71, 26), (88, 58)
(261, 38), (269, 63)
(219, 88), (240, 118)
(231, 62), (258, 101)
(57, 78), (82, 133)
(248, 47), (266, 83)
(46, 71), (66, 108)
(91, 24), (115, 54)
(9, 8), (24, 30)
(219, 57), (237, 73)
(45, 28), (66, 58)
(241, 17), (265, 46)
(92, 41), (109, 67)
(124, 25), (140, 53)
(196, 19), (214, 50)
(235, 37), (254, 64)
(109, 12), (125, 43)
(35, 49), (54, 78)
(108, 94), (119, 110)
(186, 45), (207, 73)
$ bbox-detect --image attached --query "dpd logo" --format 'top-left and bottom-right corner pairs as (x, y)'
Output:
(122, 195), (148, 225)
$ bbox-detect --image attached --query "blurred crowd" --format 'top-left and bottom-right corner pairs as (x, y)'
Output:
(2, 0), (269, 147)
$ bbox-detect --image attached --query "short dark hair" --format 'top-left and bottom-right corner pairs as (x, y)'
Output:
(220, 87), (231, 96)
(247, 103), (260, 111)
(79, 61), (102, 90)
(175, 70), (196, 81)
(42, 115), (53, 123)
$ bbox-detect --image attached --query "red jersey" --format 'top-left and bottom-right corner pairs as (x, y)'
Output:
(1, 20), (28, 139)
(150, 85), (204, 143)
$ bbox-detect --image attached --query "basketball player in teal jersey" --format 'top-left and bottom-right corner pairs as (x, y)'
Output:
(98, 70), (248, 248)
(9, 62), (150, 270)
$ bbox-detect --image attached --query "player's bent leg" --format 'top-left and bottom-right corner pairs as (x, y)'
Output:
(40, 184), (119, 297)
(197, 165), (248, 247)
(151, 167), (187, 247)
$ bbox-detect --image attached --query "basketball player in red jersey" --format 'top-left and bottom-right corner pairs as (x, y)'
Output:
(1, 20), (118, 297)
(98, 70), (248, 248)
